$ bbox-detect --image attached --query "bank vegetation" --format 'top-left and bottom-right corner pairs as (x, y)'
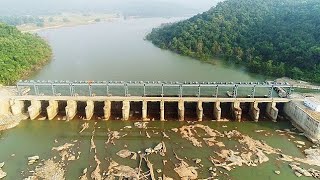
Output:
(0, 23), (52, 85)
(147, 0), (320, 83)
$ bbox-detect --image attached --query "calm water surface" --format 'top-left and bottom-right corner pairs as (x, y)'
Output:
(0, 18), (315, 179)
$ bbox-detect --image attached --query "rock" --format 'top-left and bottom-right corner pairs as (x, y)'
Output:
(156, 169), (162, 173)
(0, 162), (4, 168)
(294, 141), (305, 146)
(52, 143), (74, 151)
(274, 170), (280, 175)
(131, 153), (137, 160)
(124, 126), (132, 129)
(171, 128), (179, 132)
(28, 156), (40, 161)
(295, 171), (302, 177)
(174, 160), (198, 180)
(216, 142), (225, 147)
(0, 169), (7, 179)
(145, 148), (153, 155)
(116, 149), (133, 158)
(193, 158), (201, 164)
(255, 130), (265, 133)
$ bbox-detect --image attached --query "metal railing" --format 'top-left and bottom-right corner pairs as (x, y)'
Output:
(16, 80), (293, 98)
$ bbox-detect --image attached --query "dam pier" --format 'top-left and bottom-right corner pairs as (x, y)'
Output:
(2, 80), (320, 141)
(1, 80), (294, 121)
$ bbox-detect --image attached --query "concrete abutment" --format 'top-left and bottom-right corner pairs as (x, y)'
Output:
(0, 99), (10, 115)
(10, 99), (24, 115)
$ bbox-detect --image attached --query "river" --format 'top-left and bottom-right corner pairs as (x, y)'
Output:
(0, 17), (316, 179)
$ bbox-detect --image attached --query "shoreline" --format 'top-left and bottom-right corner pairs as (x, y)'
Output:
(16, 13), (121, 33)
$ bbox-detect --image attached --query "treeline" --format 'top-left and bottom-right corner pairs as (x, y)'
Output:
(146, 0), (320, 83)
(0, 16), (45, 27)
(0, 23), (52, 85)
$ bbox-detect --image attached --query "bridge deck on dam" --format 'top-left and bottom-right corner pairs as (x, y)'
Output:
(16, 80), (293, 98)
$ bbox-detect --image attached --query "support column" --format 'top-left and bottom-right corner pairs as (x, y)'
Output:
(47, 100), (58, 120)
(214, 101), (221, 121)
(65, 100), (77, 120)
(103, 100), (111, 120)
(231, 101), (242, 122)
(28, 100), (41, 120)
(160, 100), (165, 121)
(0, 99), (10, 115)
(142, 100), (148, 121)
(10, 99), (24, 115)
(197, 101), (203, 121)
(266, 102), (278, 122)
(178, 100), (184, 121)
(122, 100), (130, 121)
(85, 100), (94, 120)
(249, 102), (260, 122)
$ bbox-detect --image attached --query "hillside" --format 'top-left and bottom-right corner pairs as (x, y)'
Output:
(146, 0), (320, 83)
(0, 23), (51, 85)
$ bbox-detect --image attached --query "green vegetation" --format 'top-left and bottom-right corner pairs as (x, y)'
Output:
(0, 23), (51, 85)
(0, 16), (45, 27)
(146, 0), (320, 83)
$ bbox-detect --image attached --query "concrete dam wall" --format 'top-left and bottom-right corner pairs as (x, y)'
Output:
(0, 97), (285, 122)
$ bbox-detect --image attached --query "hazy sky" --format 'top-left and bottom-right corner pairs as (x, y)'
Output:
(0, 0), (221, 17)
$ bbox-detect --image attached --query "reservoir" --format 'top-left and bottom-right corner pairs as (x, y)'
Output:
(0, 17), (316, 179)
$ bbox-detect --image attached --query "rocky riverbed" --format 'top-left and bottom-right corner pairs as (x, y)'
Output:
(0, 120), (317, 179)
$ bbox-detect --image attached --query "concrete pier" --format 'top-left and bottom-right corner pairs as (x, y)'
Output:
(103, 100), (111, 120)
(47, 100), (58, 120)
(231, 101), (242, 121)
(85, 100), (94, 120)
(10, 99), (24, 115)
(142, 100), (148, 121)
(214, 102), (221, 120)
(178, 100), (184, 121)
(122, 100), (130, 121)
(160, 100), (165, 121)
(197, 101), (203, 121)
(28, 100), (41, 120)
(65, 100), (77, 120)
(266, 102), (278, 122)
(0, 99), (10, 115)
(249, 102), (260, 122)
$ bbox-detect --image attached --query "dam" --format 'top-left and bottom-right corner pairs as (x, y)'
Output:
(0, 80), (296, 123)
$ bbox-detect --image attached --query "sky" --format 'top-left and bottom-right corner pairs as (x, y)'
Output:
(0, 0), (222, 17)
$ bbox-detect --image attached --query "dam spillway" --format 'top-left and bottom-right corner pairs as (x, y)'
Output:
(0, 80), (296, 122)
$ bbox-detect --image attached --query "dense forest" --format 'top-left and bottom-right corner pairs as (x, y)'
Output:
(146, 0), (320, 83)
(0, 23), (51, 85)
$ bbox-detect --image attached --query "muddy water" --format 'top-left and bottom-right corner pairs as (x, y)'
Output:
(0, 120), (314, 179)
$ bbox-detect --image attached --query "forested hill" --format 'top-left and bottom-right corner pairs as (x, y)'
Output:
(146, 0), (320, 83)
(0, 23), (51, 85)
